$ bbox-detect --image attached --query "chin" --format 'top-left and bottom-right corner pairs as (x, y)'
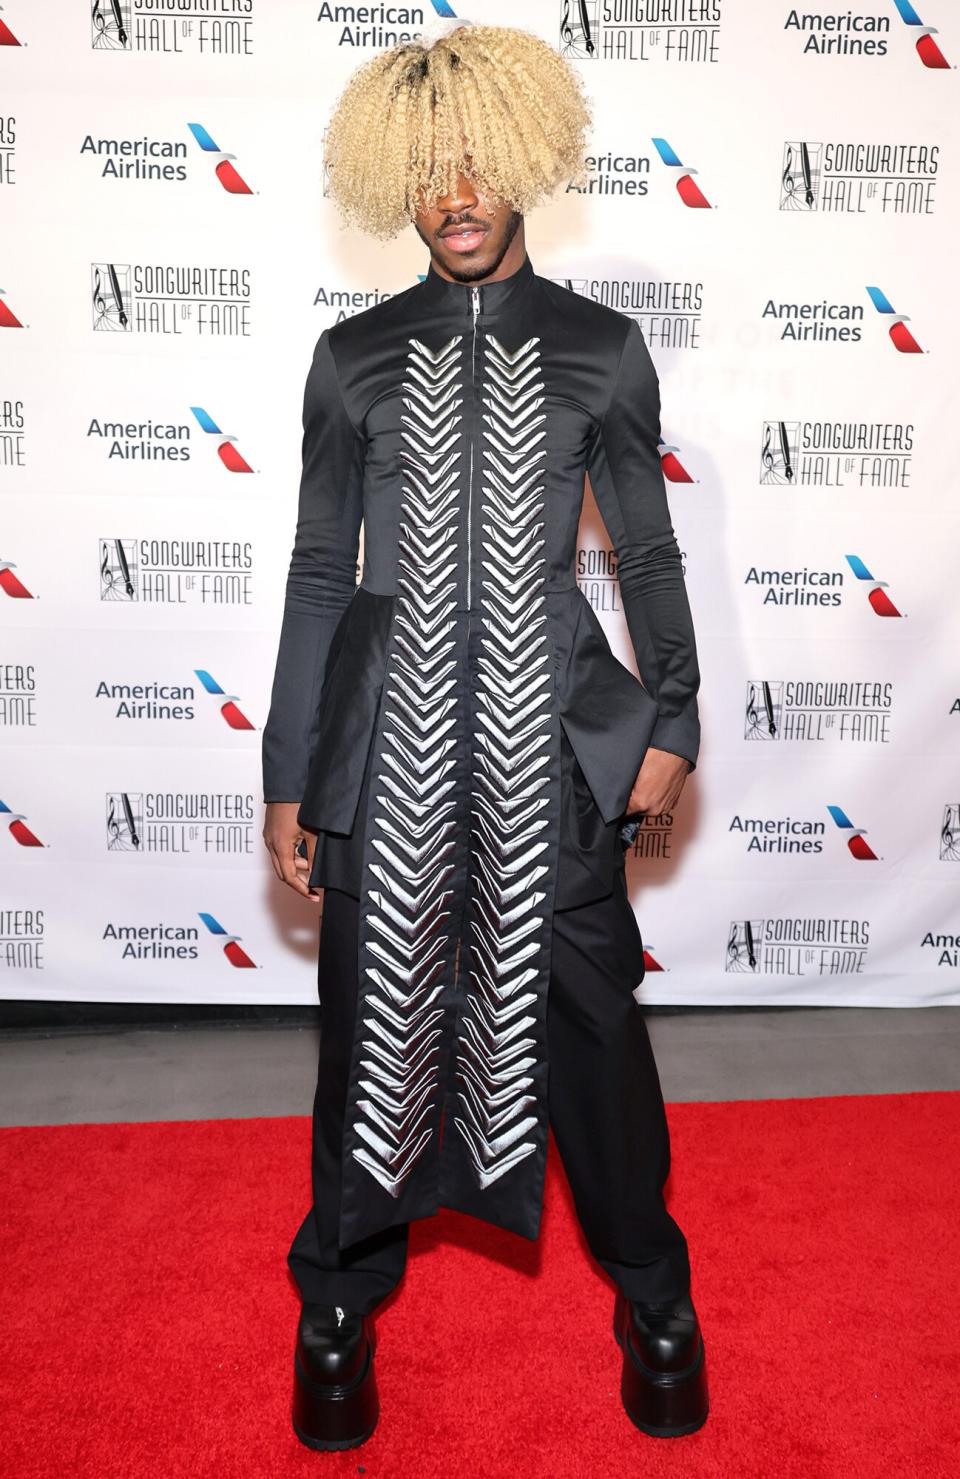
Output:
(440, 245), (496, 277)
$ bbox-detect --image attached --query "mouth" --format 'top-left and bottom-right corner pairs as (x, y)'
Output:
(439, 224), (489, 254)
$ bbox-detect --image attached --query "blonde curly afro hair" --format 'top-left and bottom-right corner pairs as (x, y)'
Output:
(322, 21), (593, 240)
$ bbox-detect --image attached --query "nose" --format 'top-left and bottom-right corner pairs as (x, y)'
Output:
(435, 171), (480, 215)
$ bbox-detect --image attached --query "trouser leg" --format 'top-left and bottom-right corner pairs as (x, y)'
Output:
(287, 886), (409, 1315)
(546, 865), (692, 1305)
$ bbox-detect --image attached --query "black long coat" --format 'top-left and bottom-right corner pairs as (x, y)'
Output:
(262, 253), (700, 1250)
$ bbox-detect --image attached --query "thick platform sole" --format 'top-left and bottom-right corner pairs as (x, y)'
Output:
(613, 1298), (709, 1438)
(620, 1336), (708, 1437)
(292, 1343), (379, 1452)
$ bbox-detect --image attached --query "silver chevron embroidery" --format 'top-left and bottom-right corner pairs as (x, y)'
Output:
(454, 332), (552, 1190)
(351, 333), (465, 1199)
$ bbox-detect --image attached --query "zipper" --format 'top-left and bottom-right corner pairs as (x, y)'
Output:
(451, 284), (482, 1009)
(467, 284), (480, 611)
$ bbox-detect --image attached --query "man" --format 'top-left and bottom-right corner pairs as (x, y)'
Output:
(262, 17), (707, 1451)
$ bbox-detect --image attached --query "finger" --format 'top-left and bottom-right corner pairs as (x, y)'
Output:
(277, 844), (312, 897)
(299, 835), (321, 901)
(287, 841), (320, 901)
(265, 841), (285, 883)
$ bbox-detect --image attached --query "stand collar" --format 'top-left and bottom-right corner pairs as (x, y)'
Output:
(419, 251), (535, 315)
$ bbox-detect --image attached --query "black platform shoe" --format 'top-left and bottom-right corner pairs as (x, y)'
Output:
(292, 1303), (379, 1451)
(613, 1288), (709, 1438)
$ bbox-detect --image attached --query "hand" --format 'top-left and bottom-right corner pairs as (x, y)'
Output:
(625, 747), (691, 819)
(262, 802), (320, 903)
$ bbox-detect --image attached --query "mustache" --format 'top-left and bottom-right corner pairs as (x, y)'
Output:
(438, 218), (489, 235)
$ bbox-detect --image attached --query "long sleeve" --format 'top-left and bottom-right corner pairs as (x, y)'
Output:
(261, 328), (365, 803)
(586, 317), (701, 770)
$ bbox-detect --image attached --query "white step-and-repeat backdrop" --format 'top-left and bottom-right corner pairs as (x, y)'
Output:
(2, 2), (958, 1006)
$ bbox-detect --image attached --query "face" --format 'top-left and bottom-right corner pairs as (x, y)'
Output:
(412, 167), (523, 283)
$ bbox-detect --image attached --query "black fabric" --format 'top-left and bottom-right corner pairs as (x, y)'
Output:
(265, 250), (702, 1248)
(262, 330), (365, 805)
(288, 880), (691, 1315)
(263, 252), (700, 817)
(306, 711), (622, 914)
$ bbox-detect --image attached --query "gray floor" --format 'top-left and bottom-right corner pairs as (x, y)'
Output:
(0, 1007), (957, 1127)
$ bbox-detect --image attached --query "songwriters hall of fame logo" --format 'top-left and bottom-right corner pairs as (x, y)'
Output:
(940, 805), (960, 862)
(106, 790), (255, 855)
(0, 112), (14, 188)
(90, 262), (251, 336)
(91, 1), (255, 55)
(760, 417), (914, 489)
(99, 538), (253, 605)
(726, 917), (870, 977)
(0, 662), (35, 727)
(552, 275), (701, 353)
(0, 908), (44, 971)
(107, 791), (142, 851)
(778, 139), (939, 215)
(745, 681), (782, 741)
(101, 537), (138, 600)
(744, 679), (892, 744)
(556, 1), (719, 62)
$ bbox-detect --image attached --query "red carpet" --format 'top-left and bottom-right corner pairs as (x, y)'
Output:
(1, 1093), (957, 1478)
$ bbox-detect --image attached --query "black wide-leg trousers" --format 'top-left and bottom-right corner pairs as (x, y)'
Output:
(288, 870), (691, 1315)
